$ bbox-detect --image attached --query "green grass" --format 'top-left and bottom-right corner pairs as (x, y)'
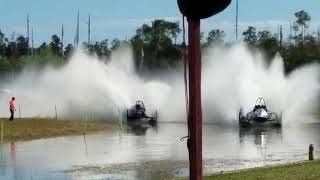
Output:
(201, 160), (320, 180)
(0, 118), (116, 142)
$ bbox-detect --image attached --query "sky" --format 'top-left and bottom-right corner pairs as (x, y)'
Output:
(1, 0), (320, 46)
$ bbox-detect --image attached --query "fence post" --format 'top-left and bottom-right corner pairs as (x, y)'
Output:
(54, 105), (58, 120)
(19, 104), (21, 119)
(118, 109), (122, 130)
(84, 112), (87, 136)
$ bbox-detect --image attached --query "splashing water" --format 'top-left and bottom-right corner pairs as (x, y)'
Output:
(0, 45), (318, 124)
(0, 46), (171, 121)
(202, 45), (320, 125)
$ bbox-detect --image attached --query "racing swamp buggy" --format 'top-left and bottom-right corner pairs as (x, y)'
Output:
(239, 97), (282, 128)
(126, 100), (158, 127)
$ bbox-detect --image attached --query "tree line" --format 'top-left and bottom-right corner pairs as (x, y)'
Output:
(0, 10), (319, 74)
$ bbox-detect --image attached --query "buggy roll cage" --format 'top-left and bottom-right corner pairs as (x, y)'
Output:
(254, 97), (267, 111)
(136, 100), (145, 111)
(255, 97), (266, 106)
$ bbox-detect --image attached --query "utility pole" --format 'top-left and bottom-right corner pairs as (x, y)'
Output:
(317, 27), (320, 43)
(31, 27), (34, 56)
(188, 19), (202, 180)
(140, 46), (144, 72)
(289, 21), (292, 45)
(88, 13), (91, 46)
(279, 25), (283, 53)
(317, 27), (320, 50)
(75, 11), (80, 47)
(139, 31), (144, 71)
(277, 24), (280, 42)
(27, 14), (30, 56)
(235, 0), (239, 41)
(61, 24), (64, 57)
(177, 1), (231, 179)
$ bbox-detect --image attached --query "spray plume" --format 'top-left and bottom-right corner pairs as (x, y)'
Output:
(0, 45), (318, 125)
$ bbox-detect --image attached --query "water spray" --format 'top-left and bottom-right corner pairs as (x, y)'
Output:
(0, 43), (317, 125)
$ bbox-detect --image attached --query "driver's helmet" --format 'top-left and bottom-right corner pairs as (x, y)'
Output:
(136, 104), (142, 110)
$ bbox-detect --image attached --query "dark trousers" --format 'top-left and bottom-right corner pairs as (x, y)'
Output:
(9, 109), (14, 121)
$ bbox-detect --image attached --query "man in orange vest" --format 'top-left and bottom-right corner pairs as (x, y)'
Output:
(9, 97), (16, 121)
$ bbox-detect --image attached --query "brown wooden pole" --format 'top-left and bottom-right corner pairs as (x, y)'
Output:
(188, 18), (203, 180)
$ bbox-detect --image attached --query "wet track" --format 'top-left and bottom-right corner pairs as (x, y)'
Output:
(0, 120), (319, 179)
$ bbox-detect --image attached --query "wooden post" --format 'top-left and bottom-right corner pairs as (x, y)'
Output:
(55, 105), (58, 120)
(19, 104), (21, 119)
(188, 19), (203, 180)
(309, 144), (314, 160)
(118, 109), (123, 130)
(84, 112), (87, 135)
(177, 2), (231, 179)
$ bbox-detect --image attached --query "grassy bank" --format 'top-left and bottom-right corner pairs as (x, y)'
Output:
(0, 118), (116, 142)
(202, 160), (320, 180)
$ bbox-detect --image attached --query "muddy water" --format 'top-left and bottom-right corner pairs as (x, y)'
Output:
(0, 121), (319, 180)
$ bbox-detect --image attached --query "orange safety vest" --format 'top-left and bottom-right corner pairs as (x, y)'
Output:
(9, 100), (15, 110)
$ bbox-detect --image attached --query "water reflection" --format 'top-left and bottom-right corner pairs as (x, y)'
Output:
(83, 135), (88, 158)
(239, 126), (283, 145)
(0, 144), (5, 176)
(126, 122), (158, 136)
(238, 126), (283, 160)
(0, 122), (319, 179)
(10, 142), (16, 161)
